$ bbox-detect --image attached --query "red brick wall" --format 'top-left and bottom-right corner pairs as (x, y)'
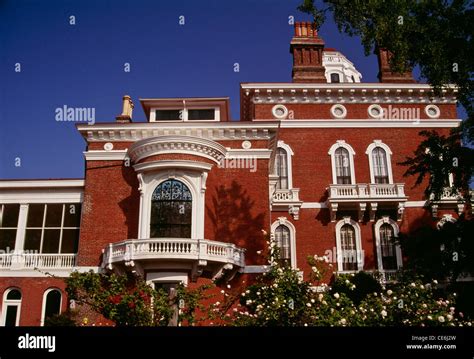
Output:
(0, 277), (67, 326)
(77, 160), (140, 266)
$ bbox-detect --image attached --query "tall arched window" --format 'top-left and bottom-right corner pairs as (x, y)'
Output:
(372, 147), (389, 184)
(335, 147), (352, 184)
(275, 148), (289, 189)
(340, 224), (358, 271)
(150, 180), (192, 238)
(1, 288), (21, 326)
(379, 224), (397, 270)
(41, 289), (62, 326)
(274, 225), (291, 265)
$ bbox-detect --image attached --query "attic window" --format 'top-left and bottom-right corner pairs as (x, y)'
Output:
(188, 109), (215, 120)
(330, 73), (340, 83)
(155, 110), (182, 121)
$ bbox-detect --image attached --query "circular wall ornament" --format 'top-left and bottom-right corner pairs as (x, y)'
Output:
(103, 142), (114, 151)
(330, 104), (347, 119)
(368, 104), (384, 119)
(425, 104), (440, 119)
(242, 140), (252, 149)
(272, 104), (289, 119)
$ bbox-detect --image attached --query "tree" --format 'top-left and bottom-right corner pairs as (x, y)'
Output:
(298, 1), (474, 200)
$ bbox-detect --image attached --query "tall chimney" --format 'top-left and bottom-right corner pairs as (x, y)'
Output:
(116, 95), (134, 123)
(290, 21), (326, 83)
(376, 47), (416, 83)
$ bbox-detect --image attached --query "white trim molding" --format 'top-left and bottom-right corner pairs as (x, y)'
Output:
(271, 217), (297, 269)
(83, 150), (128, 161)
(128, 135), (227, 165)
(136, 169), (208, 239)
(374, 217), (402, 271)
(335, 217), (364, 272)
(328, 140), (356, 184)
(276, 141), (294, 189)
(1, 288), (22, 326)
(146, 272), (189, 286)
(365, 140), (394, 184)
(330, 104), (347, 119)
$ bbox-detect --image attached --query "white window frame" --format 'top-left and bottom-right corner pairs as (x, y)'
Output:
(137, 169), (208, 240)
(40, 288), (62, 326)
(149, 106), (220, 122)
(374, 217), (402, 271)
(1, 288), (22, 326)
(328, 140), (356, 184)
(365, 140), (394, 184)
(274, 141), (295, 189)
(271, 217), (297, 269)
(335, 217), (363, 271)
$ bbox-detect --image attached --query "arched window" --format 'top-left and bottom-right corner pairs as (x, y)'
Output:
(340, 224), (358, 271)
(335, 147), (352, 184)
(366, 141), (393, 184)
(1, 288), (21, 326)
(41, 289), (62, 326)
(274, 225), (291, 265)
(374, 217), (402, 271)
(379, 224), (397, 270)
(330, 73), (340, 83)
(372, 147), (389, 184)
(335, 218), (363, 271)
(150, 180), (192, 238)
(275, 148), (289, 189)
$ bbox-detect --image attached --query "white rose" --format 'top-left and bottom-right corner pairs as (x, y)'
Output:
(306, 303), (312, 307)
(334, 293), (340, 299)
(387, 290), (393, 296)
(438, 316), (445, 323)
(340, 318), (347, 325)
(381, 310), (387, 317)
(447, 314), (453, 321)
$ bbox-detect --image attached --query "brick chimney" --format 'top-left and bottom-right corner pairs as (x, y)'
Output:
(290, 21), (326, 83)
(376, 47), (416, 83)
(115, 95), (134, 123)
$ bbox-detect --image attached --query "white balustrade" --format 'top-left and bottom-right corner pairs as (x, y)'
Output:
(0, 253), (77, 270)
(272, 188), (300, 202)
(329, 183), (405, 200)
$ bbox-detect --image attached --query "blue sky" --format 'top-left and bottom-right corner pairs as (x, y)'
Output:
(0, 0), (465, 179)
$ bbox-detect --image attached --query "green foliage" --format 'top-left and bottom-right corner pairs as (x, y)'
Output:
(44, 311), (77, 327)
(65, 271), (211, 326)
(398, 130), (473, 201)
(398, 215), (474, 282)
(298, 1), (474, 143)
(331, 271), (382, 305)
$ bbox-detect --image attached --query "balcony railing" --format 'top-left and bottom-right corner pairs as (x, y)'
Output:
(430, 187), (462, 201)
(103, 238), (246, 270)
(328, 183), (406, 200)
(272, 188), (300, 202)
(0, 253), (77, 270)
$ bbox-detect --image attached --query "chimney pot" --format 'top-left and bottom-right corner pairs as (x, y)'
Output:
(116, 95), (134, 123)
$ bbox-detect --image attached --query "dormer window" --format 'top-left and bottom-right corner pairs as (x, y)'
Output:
(151, 107), (218, 122)
(330, 73), (340, 83)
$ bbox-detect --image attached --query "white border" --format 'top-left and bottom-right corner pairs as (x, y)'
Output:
(365, 140), (394, 184)
(374, 217), (402, 271)
(275, 141), (294, 189)
(272, 105), (289, 119)
(146, 272), (188, 286)
(271, 217), (297, 269)
(328, 140), (356, 184)
(368, 104), (384, 119)
(1, 288), (22, 326)
(330, 104), (347, 119)
(425, 104), (440, 119)
(335, 217), (363, 271)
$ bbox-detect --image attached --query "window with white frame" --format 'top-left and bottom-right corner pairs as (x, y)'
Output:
(150, 180), (192, 238)
(271, 218), (296, 268)
(274, 225), (291, 265)
(41, 288), (62, 326)
(335, 218), (363, 271)
(328, 141), (356, 185)
(0, 204), (19, 251)
(275, 148), (289, 189)
(366, 141), (394, 184)
(1, 288), (22, 326)
(374, 217), (402, 271)
(24, 204), (81, 254)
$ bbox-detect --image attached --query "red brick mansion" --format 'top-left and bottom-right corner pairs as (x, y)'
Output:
(0, 22), (465, 326)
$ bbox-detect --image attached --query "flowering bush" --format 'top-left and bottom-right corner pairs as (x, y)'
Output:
(66, 271), (211, 326)
(208, 232), (472, 327)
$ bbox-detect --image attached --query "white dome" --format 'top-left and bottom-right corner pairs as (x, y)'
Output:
(323, 49), (362, 83)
